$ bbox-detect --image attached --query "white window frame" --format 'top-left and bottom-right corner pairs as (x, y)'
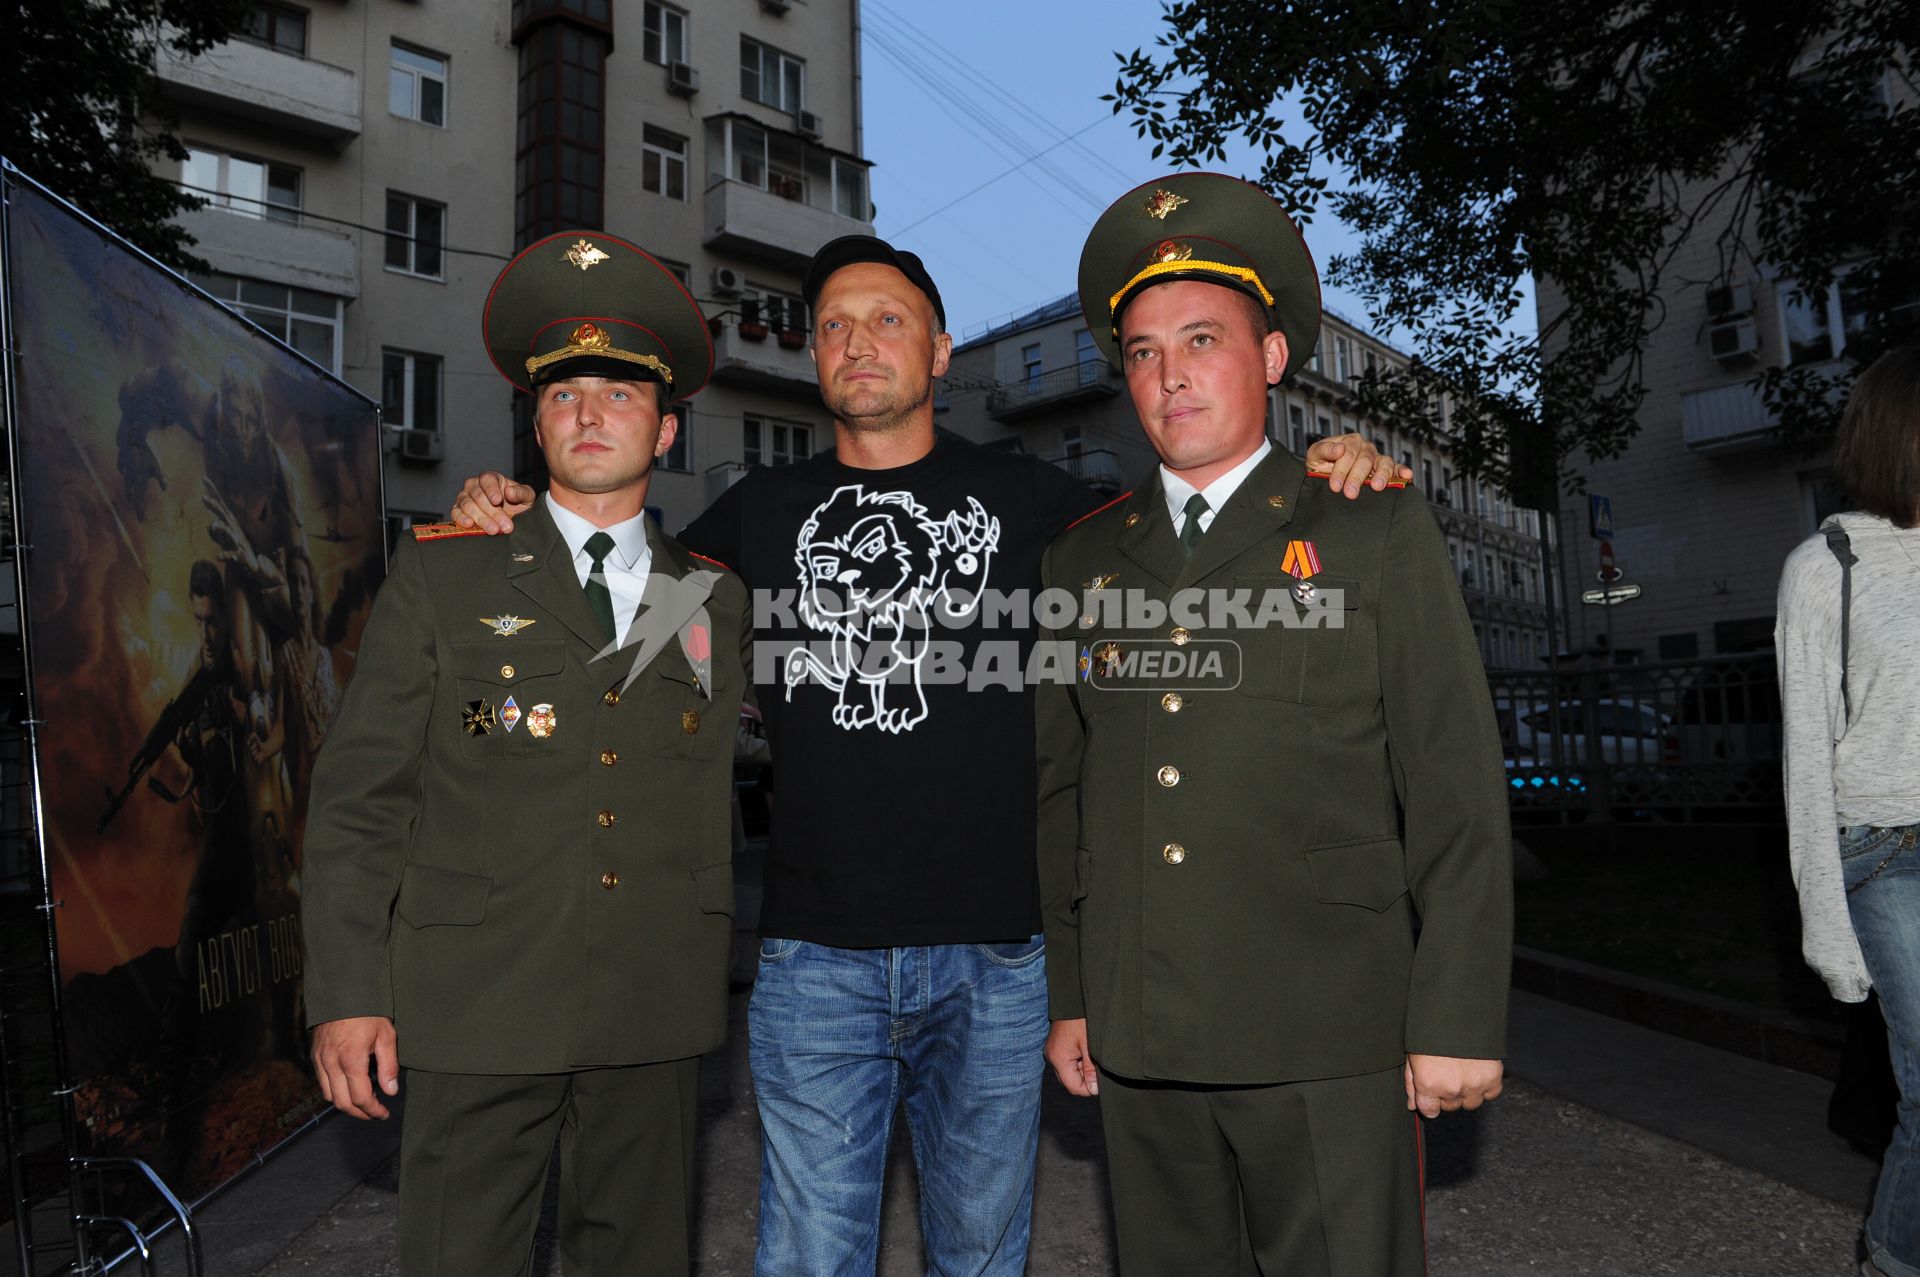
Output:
(182, 146), (300, 222)
(389, 43), (449, 127)
(1021, 343), (1043, 389)
(641, 125), (688, 201)
(1287, 403), (1305, 454)
(385, 192), (446, 280)
(193, 271), (343, 375)
(741, 36), (805, 112)
(643, 1), (688, 67)
(744, 415), (812, 467)
(382, 349), (443, 435)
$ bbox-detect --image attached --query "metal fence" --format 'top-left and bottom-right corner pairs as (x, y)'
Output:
(1488, 654), (1782, 824)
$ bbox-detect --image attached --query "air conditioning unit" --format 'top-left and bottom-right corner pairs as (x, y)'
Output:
(1705, 282), (1753, 319)
(398, 428), (445, 464)
(1707, 317), (1760, 364)
(667, 61), (698, 96)
(710, 266), (742, 296)
(760, 0), (790, 12)
(794, 110), (822, 140)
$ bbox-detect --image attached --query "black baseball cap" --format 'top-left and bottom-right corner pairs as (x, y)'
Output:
(802, 235), (947, 332)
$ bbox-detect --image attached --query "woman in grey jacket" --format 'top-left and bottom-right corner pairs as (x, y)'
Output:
(1777, 345), (1920, 1277)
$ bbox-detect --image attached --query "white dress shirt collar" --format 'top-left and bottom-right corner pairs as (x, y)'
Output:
(544, 493), (651, 572)
(1160, 439), (1273, 535)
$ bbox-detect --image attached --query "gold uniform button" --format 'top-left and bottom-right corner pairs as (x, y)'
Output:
(500, 663), (516, 679)
(1162, 842), (1186, 865)
(596, 810), (616, 828)
(1161, 692), (1184, 713)
(600, 871), (619, 890)
(600, 750), (618, 766)
(1169, 626), (1192, 646)
(1157, 765), (1181, 788)
(603, 689), (620, 706)
(681, 709), (700, 735)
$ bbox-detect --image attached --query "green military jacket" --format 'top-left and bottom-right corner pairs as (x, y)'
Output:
(1036, 447), (1512, 1085)
(302, 500), (750, 1074)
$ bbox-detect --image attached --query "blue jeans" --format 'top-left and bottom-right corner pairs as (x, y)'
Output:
(1842, 822), (1920, 1277)
(747, 937), (1049, 1277)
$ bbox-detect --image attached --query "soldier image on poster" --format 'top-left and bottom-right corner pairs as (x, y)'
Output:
(2, 174), (383, 1201)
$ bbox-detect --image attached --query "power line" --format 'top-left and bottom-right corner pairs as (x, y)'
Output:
(887, 113), (1117, 238)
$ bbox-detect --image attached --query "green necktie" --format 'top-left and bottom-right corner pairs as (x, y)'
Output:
(1178, 493), (1210, 557)
(584, 530), (618, 643)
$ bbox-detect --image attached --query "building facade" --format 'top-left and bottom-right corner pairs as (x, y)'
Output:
(940, 297), (1562, 670)
(153, 0), (873, 535)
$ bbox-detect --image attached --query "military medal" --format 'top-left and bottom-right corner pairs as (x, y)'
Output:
(500, 696), (522, 733)
(482, 614), (537, 637)
(1094, 642), (1123, 678)
(1279, 540), (1322, 578)
(527, 703), (557, 738)
(463, 699), (497, 736)
(1292, 579), (1318, 605)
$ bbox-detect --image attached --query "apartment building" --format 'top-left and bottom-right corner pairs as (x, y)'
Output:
(940, 296), (1563, 669)
(153, 0), (873, 534)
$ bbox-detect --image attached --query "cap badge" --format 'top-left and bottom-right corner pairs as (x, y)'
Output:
(1144, 188), (1189, 220)
(570, 322), (612, 350)
(1153, 240), (1193, 264)
(563, 239), (612, 271)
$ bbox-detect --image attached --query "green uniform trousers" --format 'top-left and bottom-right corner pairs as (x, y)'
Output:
(397, 1057), (700, 1277)
(1099, 1064), (1424, 1276)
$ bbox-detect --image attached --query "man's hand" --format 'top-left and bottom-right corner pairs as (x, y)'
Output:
(1045, 1018), (1100, 1097)
(450, 471), (538, 534)
(1405, 1053), (1503, 1118)
(1303, 433), (1415, 498)
(311, 1016), (401, 1119)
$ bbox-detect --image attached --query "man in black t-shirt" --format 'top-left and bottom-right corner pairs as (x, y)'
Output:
(451, 235), (1405, 1275)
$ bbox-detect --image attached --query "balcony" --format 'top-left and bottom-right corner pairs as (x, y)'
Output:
(176, 207), (358, 296)
(705, 179), (876, 273)
(155, 39), (360, 149)
(1048, 448), (1125, 494)
(708, 309), (819, 396)
(1681, 380), (1777, 454)
(702, 114), (874, 271)
(988, 361), (1123, 423)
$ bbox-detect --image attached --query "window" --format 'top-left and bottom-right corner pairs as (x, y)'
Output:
(1421, 458), (1434, 493)
(1778, 275), (1913, 365)
(656, 258), (691, 290)
(755, 288), (806, 335)
(182, 147), (299, 222)
(385, 193), (445, 279)
(1287, 403), (1305, 454)
(641, 126), (687, 200)
(239, 2), (307, 55)
(1061, 424), (1083, 457)
(514, 19), (608, 242)
(1309, 335), (1324, 374)
(744, 416), (812, 466)
(1335, 337), (1351, 383)
(659, 400), (692, 472)
(741, 37), (805, 112)
(190, 272), (342, 374)
(1658, 632), (1700, 660)
(381, 350), (442, 434)
(1022, 343), (1043, 389)
(643, 2), (687, 66)
(390, 44), (448, 126)
(1363, 348), (1377, 376)
(1075, 329), (1100, 384)
(832, 159), (868, 219)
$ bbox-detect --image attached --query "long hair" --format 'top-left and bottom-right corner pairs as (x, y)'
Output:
(1832, 346), (1920, 528)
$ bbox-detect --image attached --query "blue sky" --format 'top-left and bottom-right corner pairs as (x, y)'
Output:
(855, 0), (1382, 343)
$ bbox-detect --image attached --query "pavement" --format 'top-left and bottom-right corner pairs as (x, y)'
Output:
(117, 842), (1885, 1275)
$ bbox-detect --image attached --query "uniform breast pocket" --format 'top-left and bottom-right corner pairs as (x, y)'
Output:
(450, 638), (569, 758)
(1233, 574), (1360, 707)
(637, 662), (724, 760)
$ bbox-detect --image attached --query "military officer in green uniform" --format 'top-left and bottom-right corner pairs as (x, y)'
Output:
(301, 232), (749, 1277)
(1038, 174), (1512, 1275)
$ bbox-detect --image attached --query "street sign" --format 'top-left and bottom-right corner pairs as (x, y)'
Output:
(1589, 494), (1613, 540)
(1596, 538), (1621, 583)
(1580, 584), (1642, 606)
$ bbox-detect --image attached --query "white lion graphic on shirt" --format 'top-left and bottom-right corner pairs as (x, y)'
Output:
(784, 484), (1000, 732)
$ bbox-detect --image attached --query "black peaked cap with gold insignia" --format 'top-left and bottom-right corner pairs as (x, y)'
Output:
(483, 231), (714, 396)
(1077, 173), (1321, 380)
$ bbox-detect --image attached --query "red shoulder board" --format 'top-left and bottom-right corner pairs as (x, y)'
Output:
(411, 522), (488, 542)
(1065, 491), (1134, 533)
(1304, 467), (1409, 489)
(687, 551), (734, 573)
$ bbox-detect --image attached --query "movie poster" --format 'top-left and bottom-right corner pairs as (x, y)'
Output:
(2, 174), (385, 1200)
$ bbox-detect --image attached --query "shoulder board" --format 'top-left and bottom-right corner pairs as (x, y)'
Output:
(1303, 467), (1409, 489)
(687, 551), (735, 573)
(1065, 491), (1134, 533)
(411, 522), (488, 542)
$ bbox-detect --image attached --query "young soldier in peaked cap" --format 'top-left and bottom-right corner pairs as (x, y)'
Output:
(302, 231), (749, 1277)
(1039, 173), (1513, 1275)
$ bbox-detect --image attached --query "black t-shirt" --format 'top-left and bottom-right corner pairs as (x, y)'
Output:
(682, 437), (1106, 947)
